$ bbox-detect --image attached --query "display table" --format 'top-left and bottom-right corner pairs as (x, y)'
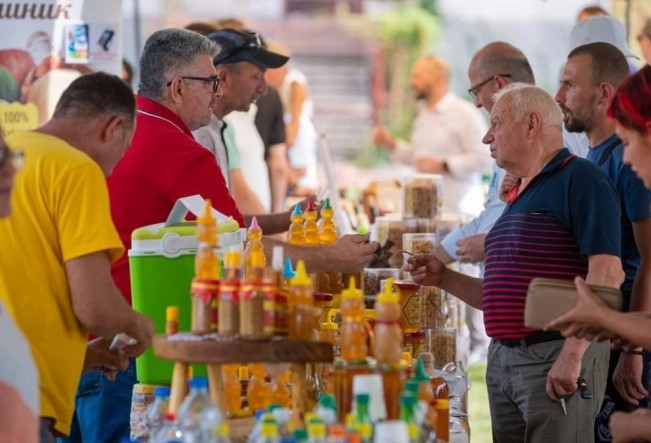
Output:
(152, 334), (334, 431)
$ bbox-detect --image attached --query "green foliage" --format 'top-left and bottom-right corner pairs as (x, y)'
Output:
(376, 5), (440, 53)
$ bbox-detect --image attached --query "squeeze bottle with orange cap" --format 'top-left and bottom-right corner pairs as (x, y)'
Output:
(288, 204), (305, 245)
(373, 277), (403, 366)
(218, 249), (242, 336)
(244, 216), (265, 277)
(303, 200), (319, 245)
(339, 277), (368, 362)
(289, 260), (316, 341)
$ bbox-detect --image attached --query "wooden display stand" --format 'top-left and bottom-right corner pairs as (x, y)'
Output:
(153, 335), (334, 435)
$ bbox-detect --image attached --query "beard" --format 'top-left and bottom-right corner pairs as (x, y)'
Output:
(564, 117), (587, 133)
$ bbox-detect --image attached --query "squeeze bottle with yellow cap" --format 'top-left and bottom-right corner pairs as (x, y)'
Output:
(288, 204), (305, 245)
(373, 277), (402, 366)
(218, 249), (242, 336)
(303, 200), (319, 246)
(289, 260), (316, 341)
(244, 216), (266, 277)
(339, 277), (367, 362)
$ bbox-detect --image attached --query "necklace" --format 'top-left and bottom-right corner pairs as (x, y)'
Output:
(136, 109), (185, 134)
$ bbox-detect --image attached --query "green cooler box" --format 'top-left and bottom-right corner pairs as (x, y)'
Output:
(129, 195), (246, 384)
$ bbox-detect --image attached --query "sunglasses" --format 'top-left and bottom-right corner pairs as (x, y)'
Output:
(468, 73), (511, 99)
(0, 144), (24, 170)
(167, 75), (220, 93)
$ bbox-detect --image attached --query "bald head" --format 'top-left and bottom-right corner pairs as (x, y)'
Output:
(468, 42), (535, 111)
(410, 55), (449, 102)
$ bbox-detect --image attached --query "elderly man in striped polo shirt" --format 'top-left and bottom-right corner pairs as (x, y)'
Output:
(408, 83), (624, 442)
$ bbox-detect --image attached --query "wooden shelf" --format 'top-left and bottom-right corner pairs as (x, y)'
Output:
(153, 335), (334, 364)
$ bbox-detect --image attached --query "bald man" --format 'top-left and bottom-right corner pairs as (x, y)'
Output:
(373, 55), (491, 216)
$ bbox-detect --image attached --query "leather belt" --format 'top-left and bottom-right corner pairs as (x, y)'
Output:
(495, 331), (564, 348)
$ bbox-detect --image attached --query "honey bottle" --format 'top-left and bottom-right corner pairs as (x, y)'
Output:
(240, 249), (266, 339)
(191, 199), (220, 334)
(283, 257), (296, 287)
(218, 249), (242, 336)
(222, 363), (241, 416)
(288, 204), (305, 245)
(263, 246), (289, 336)
(289, 260), (317, 341)
(318, 198), (338, 245)
(339, 276), (368, 362)
(303, 200), (319, 246)
(244, 216), (266, 278)
(247, 363), (270, 413)
(373, 277), (402, 366)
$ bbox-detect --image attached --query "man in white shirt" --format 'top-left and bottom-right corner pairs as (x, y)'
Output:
(373, 55), (491, 216)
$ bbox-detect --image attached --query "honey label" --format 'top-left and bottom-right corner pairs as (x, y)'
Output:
(401, 293), (422, 327)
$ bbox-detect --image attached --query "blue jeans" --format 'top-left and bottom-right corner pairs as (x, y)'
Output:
(58, 359), (136, 443)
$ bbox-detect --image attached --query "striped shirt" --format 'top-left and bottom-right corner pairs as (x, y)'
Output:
(482, 148), (621, 339)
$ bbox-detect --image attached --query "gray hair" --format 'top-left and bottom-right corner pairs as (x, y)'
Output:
(138, 28), (219, 100)
(493, 83), (562, 127)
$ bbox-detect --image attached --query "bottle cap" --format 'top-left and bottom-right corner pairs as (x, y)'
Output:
(292, 203), (303, 216)
(341, 276), (363, 299)
(377, 277), (398, 303)
(318, 393), (336, 411)
(154, 386), (171, 397)
(248, 215), (260, 232)
(197, 199), (215, 224)
(414, 358), (430, 382)
(323, 198), (331, 210)
(238, 366), (250, 380)
(272, 246), (284, 271)
(355, 392), (370, 405)
(292, 428), (308, 439)
(225, 249), (242, 267)
(290, 260), (312, 286)
(189, 376), (208, 389)
(328, 423), (347, 437)
(166, 305), (179, 322)
(306, 199), (316, 212)
(283, 257), (296, 279)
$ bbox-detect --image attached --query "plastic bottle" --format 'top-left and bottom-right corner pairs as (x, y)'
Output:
(222, 364), (241, 416)
(191, 199), (220, 334)
(318, 198), (338, 245)
(245, 216), (266, 277)
(351, 393), (373, 443)
(153, 411), (182, 443)
(303, 200), (319, 246)
(289, 260), (316, 341)
(241, 249), (266, 338)
(306, 419), (327, 443)
(147, 386), (171, 440)
(373, 277), (402, 366)
(256, 415), (280, 443)
(248, 363), (271, 413)
(326, 423), (347, 443)
(287, 204), (305, 245)
(399, 392), (419, 443)
(269, 372), (291, 408)
(339, 277), (368, 362)
(313, 393), (337, 426)
(293, 428), (309, 443)
(216, 422), (233, 443)
(264, 247), (289, 336)
(177, 377), (222, 442)
(218, 249), (242, 336)
(166, 306), (179, 335)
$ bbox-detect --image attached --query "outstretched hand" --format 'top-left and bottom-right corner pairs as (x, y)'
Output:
(404, 253), (448, 287)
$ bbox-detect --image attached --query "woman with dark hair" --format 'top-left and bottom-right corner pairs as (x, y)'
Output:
(547, 65), (651, 442)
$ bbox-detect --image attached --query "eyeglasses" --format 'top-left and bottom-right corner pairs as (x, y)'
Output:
(468, 73), (511, 99)
(0, 144), (24, 170)
(167, 75), (220, 93)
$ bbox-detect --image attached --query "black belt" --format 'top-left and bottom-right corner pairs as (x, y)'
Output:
(495, 331), (564, 348)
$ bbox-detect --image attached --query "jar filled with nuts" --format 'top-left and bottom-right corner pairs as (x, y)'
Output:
(424, 327), (457, 369)
(363, 268), (401, 296)
(401, 173), (443, 220)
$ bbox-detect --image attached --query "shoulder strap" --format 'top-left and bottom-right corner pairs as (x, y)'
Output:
(597, 138), (620, 166)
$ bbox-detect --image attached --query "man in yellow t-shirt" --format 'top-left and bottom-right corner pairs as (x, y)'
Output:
(0, 73), (153, 441)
